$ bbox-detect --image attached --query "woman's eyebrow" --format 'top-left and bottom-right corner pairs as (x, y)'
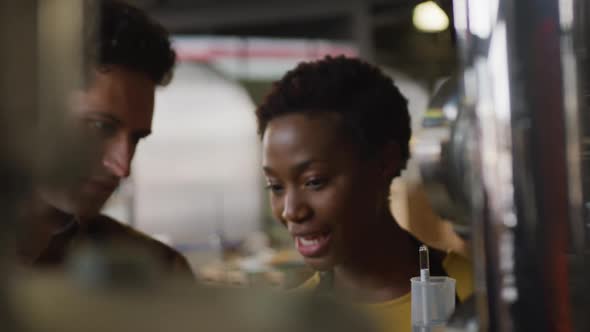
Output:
(262, 166), (275, 175)
(263, 158), (327, 176)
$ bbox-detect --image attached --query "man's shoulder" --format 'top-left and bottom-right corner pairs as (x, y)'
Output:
(88, 214), (178, 256)
(84, 214), (194, 278)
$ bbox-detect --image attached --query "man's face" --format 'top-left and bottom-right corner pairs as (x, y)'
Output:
(262, 113), (383, 271)
(40, 66), (155, 217)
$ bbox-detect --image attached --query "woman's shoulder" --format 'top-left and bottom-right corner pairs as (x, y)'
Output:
(442, 251), (474, 301)
(293, 272), (321, 291)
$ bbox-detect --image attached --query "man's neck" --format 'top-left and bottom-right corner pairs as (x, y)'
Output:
(333, 213), (420, 302)
(16, 196), (75, 264)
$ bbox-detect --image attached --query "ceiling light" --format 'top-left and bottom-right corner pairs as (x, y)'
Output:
(413, 1), (450, 33)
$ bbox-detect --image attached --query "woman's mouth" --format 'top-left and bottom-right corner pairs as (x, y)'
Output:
(294, 231), (332, 257)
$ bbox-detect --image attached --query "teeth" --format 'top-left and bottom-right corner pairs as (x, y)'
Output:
(299, 237), (320, 246)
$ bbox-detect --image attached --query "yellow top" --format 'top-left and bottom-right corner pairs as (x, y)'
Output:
(298, 252), (473, 332)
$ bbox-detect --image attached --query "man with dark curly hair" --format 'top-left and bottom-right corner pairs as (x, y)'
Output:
(18, 0), (193, 279)
(257, 56), (472, 332)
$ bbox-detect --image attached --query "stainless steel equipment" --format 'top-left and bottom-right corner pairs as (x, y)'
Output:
(417, 0), (590, 331)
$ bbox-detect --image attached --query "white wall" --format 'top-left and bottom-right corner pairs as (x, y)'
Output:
(132, 62), (262, 249)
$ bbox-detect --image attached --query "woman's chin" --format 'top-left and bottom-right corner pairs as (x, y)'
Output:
(304, 255), (335, 271)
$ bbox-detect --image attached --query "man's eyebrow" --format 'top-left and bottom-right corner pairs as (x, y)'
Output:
(84, 111), (122, 125)
(84, 111), (152, 139)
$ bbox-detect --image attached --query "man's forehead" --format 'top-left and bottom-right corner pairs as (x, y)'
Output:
(75, 67), (154, 108)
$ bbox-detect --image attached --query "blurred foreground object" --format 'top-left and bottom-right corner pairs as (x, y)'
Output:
(12, 274), (377, 332)
(0, 0), (88, 330)
(416, 0), (590, 331)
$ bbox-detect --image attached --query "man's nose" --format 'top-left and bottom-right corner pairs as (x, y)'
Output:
(103, 136), (134, 178)
(281, 191), (312, 223)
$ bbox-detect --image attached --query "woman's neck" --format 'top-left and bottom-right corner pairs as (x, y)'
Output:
(333, 212), (420, 302)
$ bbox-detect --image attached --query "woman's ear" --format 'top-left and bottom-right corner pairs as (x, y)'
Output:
(380, 142), (402, 180)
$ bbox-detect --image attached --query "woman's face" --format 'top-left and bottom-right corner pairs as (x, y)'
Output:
(262, 112), (384, 271)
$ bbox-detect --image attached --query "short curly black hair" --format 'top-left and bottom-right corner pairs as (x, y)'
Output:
(256, 56), (411, 172)
(85, 0), (175, 85)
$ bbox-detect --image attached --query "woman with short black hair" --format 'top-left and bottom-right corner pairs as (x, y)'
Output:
(256, 56), (472, 332)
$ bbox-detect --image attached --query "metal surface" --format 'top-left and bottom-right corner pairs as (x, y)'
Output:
(576, 0), (590, 252)
(560, 0), (585, 254)
(413, 76), (479, 238)
(418, 0), (590, 330)
(455, 2), (516, 329)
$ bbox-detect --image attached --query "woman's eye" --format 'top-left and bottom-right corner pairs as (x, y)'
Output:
(265, 183), (284, 195)
(305, 178), (327, 190)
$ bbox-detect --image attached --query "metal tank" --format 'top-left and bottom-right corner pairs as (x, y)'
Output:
(416, 0), (590, 331)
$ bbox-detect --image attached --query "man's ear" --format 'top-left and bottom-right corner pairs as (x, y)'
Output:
(380, 142), (402, 180)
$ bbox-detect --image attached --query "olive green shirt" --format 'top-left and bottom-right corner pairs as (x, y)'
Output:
(33, 214), (194, 280)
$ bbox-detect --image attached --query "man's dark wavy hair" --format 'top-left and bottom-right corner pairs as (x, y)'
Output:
(256, 56), (411, 174)
(86, 0), (175, 85)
